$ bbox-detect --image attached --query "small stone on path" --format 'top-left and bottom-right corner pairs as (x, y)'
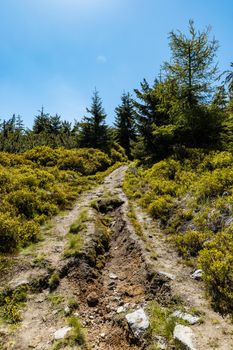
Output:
(191, 269), (203, 280)
(54, 327), (72, 340)
(109, 272), (118, 280)
(9, 278), (30, 289)
(172, 311), (200, 325)
(126, 308), (149, 337)
(173, 324), (196, 350)
(158, 271), (176, 280)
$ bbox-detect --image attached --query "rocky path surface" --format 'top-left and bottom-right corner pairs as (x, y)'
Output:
(134, 204), (233, 349)
(1, 165), (233, 350)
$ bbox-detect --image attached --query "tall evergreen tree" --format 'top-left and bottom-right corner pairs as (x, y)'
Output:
(48, 114), (62, 135)
(162, 20), (222, 148)
(33, 107), (50, 134)
(133, 79), (170, 159)
(225, 62), (233, 94)
(78, 89), (109, 149)
(163, 20), (219, 107)
(114, 92), (135, 157)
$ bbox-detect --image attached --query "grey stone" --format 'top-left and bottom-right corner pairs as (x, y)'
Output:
(117, 306), (125, 314)
(158, 271), (176, 280)
(173, 324), (196, 350)
(54, 326), (71, 340)
(109, 272), (118, 280)
(125, 308), (149, 337)
(172, 311), (200, 325)
(191, 269), (203, 280)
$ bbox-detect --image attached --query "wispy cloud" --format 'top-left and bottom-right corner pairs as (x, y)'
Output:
(96, 55), (107, 64)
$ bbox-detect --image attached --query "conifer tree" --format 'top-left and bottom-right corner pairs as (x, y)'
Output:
(163, 20), (219, 107)
(133, 79), (170, 159)
(114, 92), (136, 157)
(33, 107), (50, 134)
(78, 89), (109, 150)
(225, 62), (233, 94)
(162, 20), (222, 148)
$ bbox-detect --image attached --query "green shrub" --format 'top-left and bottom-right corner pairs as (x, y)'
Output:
(0, 146), (120, 254)
(19, 221), (40, 246)
(23, 146), (60, 166)
(8, 189), (38, 218)
(174, 230), (211, 258)
(124, 150), (233, 313)
(199, 230), (233, 313)
(0, 213), (21, 252)
(148, 195), (175, 222)
(0, 286), (28, 323)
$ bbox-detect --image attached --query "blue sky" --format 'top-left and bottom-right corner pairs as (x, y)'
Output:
(0, 0), (232, 127)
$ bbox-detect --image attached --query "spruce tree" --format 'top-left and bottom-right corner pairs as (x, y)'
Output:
(33, 107), (50, 134)
(225, 62), (233, 94)
(78, 89), (109, 150)
(114, 92), (135, 157)
(133, 79), (169, 159)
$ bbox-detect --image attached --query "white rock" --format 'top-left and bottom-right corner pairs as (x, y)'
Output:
(117, 306), (125, 314)
(191, 269), (203, 280)
(109, 272), (118, 280)
(9, 278), (29, 289)
(172, 311), (200, 325)
(126, 308), (149, 337)
(54, 327), (71, 340)
(64, 306), (71, 316)
(158, 271), (176, 280)
(173, 324), (196, 350)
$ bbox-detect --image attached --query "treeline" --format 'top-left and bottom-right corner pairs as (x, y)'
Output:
(1, 21), (232, 159)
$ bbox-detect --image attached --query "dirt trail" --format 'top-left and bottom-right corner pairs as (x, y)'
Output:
(1, 165), (233, 350)
(1, 166), (151, 350)
(134, 204), (233, 350)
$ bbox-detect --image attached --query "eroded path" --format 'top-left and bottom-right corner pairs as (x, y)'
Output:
(1, 166), (152, 350)
(1, 165), (233, 350)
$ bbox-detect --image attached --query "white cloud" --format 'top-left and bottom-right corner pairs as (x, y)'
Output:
(96, 55), (107, 64)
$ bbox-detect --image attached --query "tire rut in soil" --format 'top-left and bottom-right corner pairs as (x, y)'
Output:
(64, 194), (171, 350)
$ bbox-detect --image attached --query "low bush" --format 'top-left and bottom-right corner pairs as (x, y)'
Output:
(124, 150), (233, 313)
(0, 146), (122, 253)
(199, 229), (233, 313)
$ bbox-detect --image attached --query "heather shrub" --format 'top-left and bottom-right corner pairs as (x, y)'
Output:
(0, 146), (120, 252)
(124, 150), (233, 313)
(0, 213), (21, 252)
(199, 229), (233, 313)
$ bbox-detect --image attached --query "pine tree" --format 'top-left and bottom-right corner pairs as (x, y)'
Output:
(114, 92), (135, 157)
(78, 89), (109, 149)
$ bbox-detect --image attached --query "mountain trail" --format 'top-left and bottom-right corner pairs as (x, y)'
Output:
(0, 165), (233, 350)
